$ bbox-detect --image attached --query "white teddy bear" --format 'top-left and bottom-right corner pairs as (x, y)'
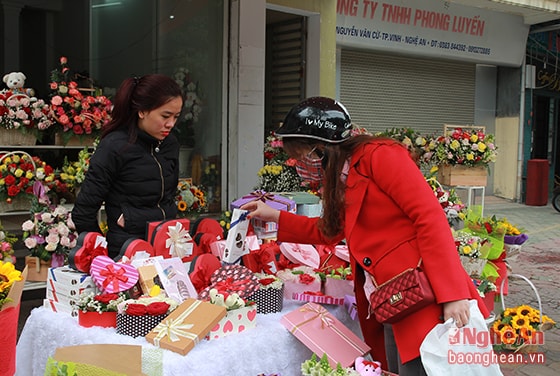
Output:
(2, 71), (34, 96)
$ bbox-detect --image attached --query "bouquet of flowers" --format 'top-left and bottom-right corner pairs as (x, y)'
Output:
(453, 230), (492, 278)
(0, 260), (23, 310)
(218, 210), (232, 237)
(256, 131), (304, 193)
(425, 173), (466, 229)
(376, 127), (434, 165)
(176, 178), (207, 218)
(0, 90), (52, 140)
(77, 291), (127, 313)
(172, 67), (202, 148)
(491, 305), (556, 353)
(0, 224), (17, 263)
(433, 127), (497, 167)
(301, 354), (361, 376)
(473, 278), (497, 298)
(21, 182), (78, 263)
(48, 56), (112, 143)
(57, 147), (91, 196)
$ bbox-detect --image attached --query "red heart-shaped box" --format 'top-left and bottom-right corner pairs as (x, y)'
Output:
(68, 232), (108, 273)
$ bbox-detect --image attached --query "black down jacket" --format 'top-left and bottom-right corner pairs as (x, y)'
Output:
(72, 128), (179, 258)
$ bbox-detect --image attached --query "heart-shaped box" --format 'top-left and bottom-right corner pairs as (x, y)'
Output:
(68, 232), (108, 273)
(90, 255), (139, 293)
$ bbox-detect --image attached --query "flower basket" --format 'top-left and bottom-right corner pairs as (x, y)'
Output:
(0, 194), (32, 212)
(437, 164), (488, 186)
(25, 255), (51, 282)
(459, 256), (487, 278)
(495, 274), (555, 353)
(78, 310), (117, 328)
(0, 128), (36, 146)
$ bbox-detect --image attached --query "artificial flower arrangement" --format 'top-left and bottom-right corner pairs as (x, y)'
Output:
(301, 354), (361, 376)
(21, 182), (78, 264)
(76, 291), (127, 314)
(0, 89), (52, 140)
(48, 56), (112, 144)
(172, 67), (202, 148)
(0, 223), (17, 263)
(56, 147), (91, 198)
(453, 229), (492, 278)
(433, 127), (497, 167)
(0, 152), (57, 204)
(491, 305), (556, 353)
(116, 295), (179, 338)
(0, 260), (23, 310)
(376, 127), (434, 166)
(425, 174), (466, 229)
(473, 278), (497, 298)
(176, 178), (207, 218)
(256, 131), (304, 193)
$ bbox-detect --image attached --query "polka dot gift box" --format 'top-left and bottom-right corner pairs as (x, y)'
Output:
(116, 296), (179, 338)
(247, 273), (284, 314)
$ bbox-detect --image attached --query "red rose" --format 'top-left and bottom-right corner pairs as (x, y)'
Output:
(146, 302), (170, 316)
(259, 277), (276, 286)
(126, 304), (148, 316)
(298, 273), (315, 285)
(94, 293), (119, 304)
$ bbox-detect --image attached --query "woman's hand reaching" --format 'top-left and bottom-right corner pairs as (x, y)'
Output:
(240, 200), (281, 223)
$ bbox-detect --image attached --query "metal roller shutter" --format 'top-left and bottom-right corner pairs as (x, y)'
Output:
(340, 49), (476, 137)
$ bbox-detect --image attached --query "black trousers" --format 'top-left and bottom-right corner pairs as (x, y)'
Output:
(384, 324), (428, 376)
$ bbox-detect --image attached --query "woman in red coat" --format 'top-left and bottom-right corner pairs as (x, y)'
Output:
(242, 97), (489, 375)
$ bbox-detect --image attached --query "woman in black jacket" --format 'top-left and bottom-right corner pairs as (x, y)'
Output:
(72, 74), (183, 259)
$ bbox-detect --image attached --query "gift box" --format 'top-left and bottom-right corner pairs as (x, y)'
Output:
(198, 264), (260, 301)
(78, 310), (117, 328)
(324, 278), (354, 299)
(277, 267), (322, 301)
(146, 298), (227, 355)
(278, 192), (322, 217)
(43, 299), (79, 318)
(247, 274), (284, 314)
(117, 312), (168, 338)
(148, 219), (194, 261)
(221, 208), (251, 264)
(153, 257), (198, 302)
(48, 266), (97, 297)
(209, 240), (226, 259)
(280, 302), (371, 368)
(292, 292), (345, 305)
(137, 265), (162, 295)
(252, 219), (278, 239)
(46, 288), (80, 306)
(90, 256), (139, 293)
(343, 295), (358, 320)
(206, 305), (257, 340)
(279, 242), (320, 269)
(68, 232), (108, 273)
(230, 190), (296, 213)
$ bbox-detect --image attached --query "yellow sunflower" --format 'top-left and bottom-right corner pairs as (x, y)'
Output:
(516, 305), (534, 317)
(177, 200), (188, 212)
(0, 261), (22, 293)
(492, 320), (506, 333)
(499, 325), (518, 345)
(511, 315), (529, 330)
(503, 307), (517, 317)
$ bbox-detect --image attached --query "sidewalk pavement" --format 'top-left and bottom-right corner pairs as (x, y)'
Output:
(483, 196), (560, 376)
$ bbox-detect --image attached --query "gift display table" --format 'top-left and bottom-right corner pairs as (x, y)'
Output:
(16, 301), (362, 376)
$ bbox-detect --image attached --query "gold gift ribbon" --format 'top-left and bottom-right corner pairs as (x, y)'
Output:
(152, 300), (201, 347)
(291, 304), (365, 354)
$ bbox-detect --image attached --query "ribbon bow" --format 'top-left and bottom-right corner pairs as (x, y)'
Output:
(165, 222), (192, 258)
(296, 304), (334, 330)
(78, 235), (107, 270)
(152, 300), (201, 346)
(241, 190), (293, 211)
(99, 264), (129, 291)
(213, 276), (251, 295)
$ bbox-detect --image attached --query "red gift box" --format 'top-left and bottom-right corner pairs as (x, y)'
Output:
(147, 219), (195, 262)
(280, 302), (371, 368)
(198, 264), (260, 301)
(78, 311), (117, 328)
(68, 232), (108, 272)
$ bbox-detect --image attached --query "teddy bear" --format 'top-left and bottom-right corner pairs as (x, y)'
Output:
(354, 356), (382, 376)
(2, 71), (35, 96)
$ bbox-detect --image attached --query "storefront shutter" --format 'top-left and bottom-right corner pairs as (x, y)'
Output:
(340, 49), (476, 137)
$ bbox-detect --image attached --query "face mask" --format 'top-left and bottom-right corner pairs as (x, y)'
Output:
(296, 154), (324, 183)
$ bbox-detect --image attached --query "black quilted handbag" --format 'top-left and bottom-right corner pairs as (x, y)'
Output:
(369, 259), (435, 324)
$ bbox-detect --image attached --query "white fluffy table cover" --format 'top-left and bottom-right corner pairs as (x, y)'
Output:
(16, 301), (363, 376)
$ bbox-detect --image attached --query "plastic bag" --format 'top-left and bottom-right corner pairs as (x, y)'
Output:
(420, 300), (503, 375)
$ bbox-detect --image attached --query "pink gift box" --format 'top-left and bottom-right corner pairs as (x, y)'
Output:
(292, 292), (345, 305)
(277, 268), (321, 301)
(282, 279), (322, 301)
(90, 256), (139, 293)
(279, 242), (320, 269)
(324, 278), (354, 299)
(280, 302), (371, 368)
(206, 305), (258, 340)
(230, 191), (296, 213)
(210, 240), (226, 259)
(334, 245), (349, 262)
(343, 295), (358, 320)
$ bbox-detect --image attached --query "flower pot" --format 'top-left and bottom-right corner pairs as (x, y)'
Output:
(78, 310), (117, 328)
(0, 194), (31, 212)
(24, 256), (50, 282)
(460, 256), (487, 278)
(437, 164), (488, 186)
